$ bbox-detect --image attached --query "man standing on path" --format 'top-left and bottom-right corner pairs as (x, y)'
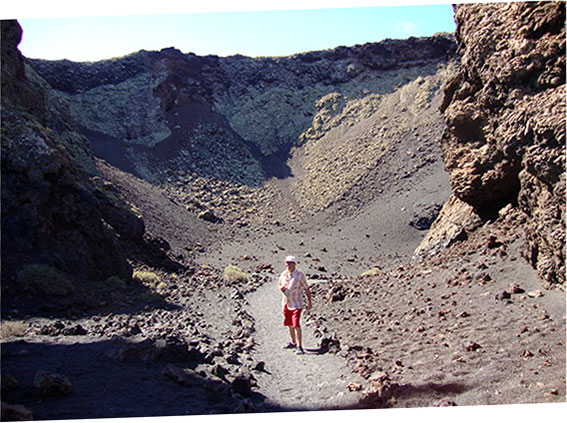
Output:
(278, 255), (312, 355)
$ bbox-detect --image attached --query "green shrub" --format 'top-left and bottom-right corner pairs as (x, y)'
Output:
(17, 264), (74, 296)
(133, 270), (160, 287)
(223, 264), (248, 283)
(105, 276), (127, 290)
(0, 321), (27, 338)
(360, 267), (381, 277)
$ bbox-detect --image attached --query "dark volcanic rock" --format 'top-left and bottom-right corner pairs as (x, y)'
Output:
(33, 370), (73, 396)
(1, 403), (34, 421)
(410, 204), (443, 230)
(231, 368), (255, 397)
(1, 20), (146, 288)
(198, 209), (223, 224)
(1, 375), (19, 394)
(27, 33), (456, 187)
(418, 2), (565, 288)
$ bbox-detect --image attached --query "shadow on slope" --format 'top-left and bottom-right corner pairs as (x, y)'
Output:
(0, 267), (183, 322)
(0, 338), (269, 419)
(1, 337), (369, 418)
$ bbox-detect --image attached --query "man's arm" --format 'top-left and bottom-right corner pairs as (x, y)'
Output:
(278, 274), (286, 292)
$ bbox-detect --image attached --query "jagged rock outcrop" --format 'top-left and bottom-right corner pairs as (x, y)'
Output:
(416, 2), (565, 288)
(1, 20), (143, 284)
(28, 34), (456, 187)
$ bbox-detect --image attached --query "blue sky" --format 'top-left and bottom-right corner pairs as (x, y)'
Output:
(5, 1), (458, 62)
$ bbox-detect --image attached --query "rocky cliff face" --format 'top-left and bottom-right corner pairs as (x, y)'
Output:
(1, 20), (143, 284)
(29, 35), (456, 187)
(416, 2), (565, 289)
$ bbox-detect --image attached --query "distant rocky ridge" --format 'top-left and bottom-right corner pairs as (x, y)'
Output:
(26, 33), (457, 233)
(416, 1), (565, 288)
(29, 34), (456, 186)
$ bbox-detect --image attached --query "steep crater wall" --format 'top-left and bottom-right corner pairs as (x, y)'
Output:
(29, 35), (456, 187)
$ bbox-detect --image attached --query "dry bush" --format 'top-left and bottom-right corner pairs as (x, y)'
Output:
(133, 270), (160, 287)
(0, 321), (28, 338)
(360, 267), (381, 277)
(223, 264), (248, 283)
(17, 264), (74, 296)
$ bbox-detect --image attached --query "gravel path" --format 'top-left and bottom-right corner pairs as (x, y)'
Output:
(247, 278), (365, 411)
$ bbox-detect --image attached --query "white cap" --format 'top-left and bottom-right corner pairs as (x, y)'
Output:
(285, 255), (297, 263)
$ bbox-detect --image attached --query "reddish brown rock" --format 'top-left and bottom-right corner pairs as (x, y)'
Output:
(347, 382), (363, 392)
(162, 364), (187, 385)
(414, 195), (482, 258)
(253, 262), (273, 273)
(420, 2), (565, 288)
(369, 371), (390, 388)
(33, 370), (72, 396)
(464, 341), (482, 352)
(1, 403), (33, 421)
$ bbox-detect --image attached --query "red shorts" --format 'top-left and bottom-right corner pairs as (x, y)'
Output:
(283, 304), (302, 328)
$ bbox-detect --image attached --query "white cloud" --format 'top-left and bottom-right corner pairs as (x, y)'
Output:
(395, 20), (418, 35)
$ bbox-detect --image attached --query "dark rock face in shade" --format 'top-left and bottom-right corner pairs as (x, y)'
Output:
(1, 20), (139, 283)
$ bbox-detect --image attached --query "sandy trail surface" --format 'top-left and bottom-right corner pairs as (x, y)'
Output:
(247, 278), (365, 411)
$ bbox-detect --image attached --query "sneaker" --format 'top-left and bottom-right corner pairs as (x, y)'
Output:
(296, 346), (305, 355)
(282, 342), (296, 349)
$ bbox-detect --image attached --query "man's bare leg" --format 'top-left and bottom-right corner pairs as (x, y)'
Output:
(294, 326), (302, 348)
(288, 326), (297, 344)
